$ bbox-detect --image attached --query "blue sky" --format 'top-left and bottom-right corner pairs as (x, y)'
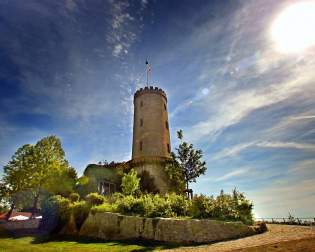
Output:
(1, 0), (315, 218)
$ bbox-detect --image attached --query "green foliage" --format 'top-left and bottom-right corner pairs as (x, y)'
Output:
(90, 202), (118, 214)
(121, 169), (140, 195)
(71, 201), (91, 229)
(164, 160), (185, 194)
(40, 195), (71, 233)
(171, 130), (207, 191)
(69, 192), (80, 203)
(191, 194), (215, 218)
(1, 136), (77, 216)
(167, 193), (192, 217)
(191, 189), (254, 225)
(85, 193), (105, 206)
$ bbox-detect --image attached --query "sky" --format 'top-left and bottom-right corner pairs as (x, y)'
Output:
(1, 0), (315, 218)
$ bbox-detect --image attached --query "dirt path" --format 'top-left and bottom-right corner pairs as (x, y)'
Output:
(164, 224), (315, 252)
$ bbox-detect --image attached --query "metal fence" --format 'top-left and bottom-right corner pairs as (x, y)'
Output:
(255, 217), (315, 227)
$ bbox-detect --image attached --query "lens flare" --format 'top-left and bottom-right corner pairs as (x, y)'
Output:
(271, 1), (315, 53)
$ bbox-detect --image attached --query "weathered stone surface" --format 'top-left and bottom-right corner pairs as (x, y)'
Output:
(79, 212), (257, 244)
(131, 86), (172, 193)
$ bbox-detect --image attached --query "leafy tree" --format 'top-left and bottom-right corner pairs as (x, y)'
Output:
(1, 144), (34, 220)
(121, 169), (140, 195)
(1, 136), (77, 219)
(171, 129), (207, 193)
(28, 136), (76, 217)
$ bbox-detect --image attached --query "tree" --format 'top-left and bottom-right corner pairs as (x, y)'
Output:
(1, 136), (77, 219)
(28, 136), (76, 217)
(1, 144), (34, 220)
(121, 169), (140, 195)
(171, 130), (207, 195)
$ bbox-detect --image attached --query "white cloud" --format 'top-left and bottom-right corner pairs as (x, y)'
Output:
(257, 141), (315, 150)
(211, 142), (256, 160)
(212, 141), (315, 161)
(106, 0), (146, 58)
(248, 179), (315, 217)
(215, 167), (251, 182)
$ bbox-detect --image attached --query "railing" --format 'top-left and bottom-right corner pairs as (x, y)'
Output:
(255, 217), (315, 227)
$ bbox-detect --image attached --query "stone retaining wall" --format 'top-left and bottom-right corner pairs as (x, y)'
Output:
(79, 212), (257, 244)
(1, 219), (40, 231)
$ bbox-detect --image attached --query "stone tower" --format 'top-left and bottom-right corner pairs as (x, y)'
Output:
(131, 86), (171, 193)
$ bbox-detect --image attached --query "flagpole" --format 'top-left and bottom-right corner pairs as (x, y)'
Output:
(146, 59), (149, 87)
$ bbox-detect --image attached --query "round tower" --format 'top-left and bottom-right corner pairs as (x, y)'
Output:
(131, 86), (172, 193)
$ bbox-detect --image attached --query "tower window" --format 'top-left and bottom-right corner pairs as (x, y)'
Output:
(140, 141), (143, 151)
(165, 121), (169, 130)
(140, 101), (143, 107)
(164, 103), (167, 110)
(140, 118), (143, 126)
(167, 144), (170, 153)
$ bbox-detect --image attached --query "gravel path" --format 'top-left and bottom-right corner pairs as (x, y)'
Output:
(164, 224), (315, 252)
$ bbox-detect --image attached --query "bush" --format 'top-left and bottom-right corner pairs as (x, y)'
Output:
(69, 192), (80, 202)
(191, 194), (215, 218)
(40, 195), (71, 233)
(167, 193), (191, 217)
(116, 195), (145, 216)
(91, 202), (118, 214)
(85, 193), (105, 206)
(121, 169), (140, 195)
(149, 194), (173, 218)
(71, 201), (90, 229)
(191, 190), (254, 225)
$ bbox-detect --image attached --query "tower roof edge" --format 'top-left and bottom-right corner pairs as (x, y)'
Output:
(134, 86), (167, 101)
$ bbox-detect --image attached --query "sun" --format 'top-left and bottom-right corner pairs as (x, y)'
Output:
(271, 1), (315, 53)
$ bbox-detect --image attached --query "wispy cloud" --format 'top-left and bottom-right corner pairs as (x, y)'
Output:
(106, 0), (147, 58)
(215, 167), (251, 182)
(212, 142), (256, 160)
(212, 141), (315, 161)
(257, 141), (315, 150)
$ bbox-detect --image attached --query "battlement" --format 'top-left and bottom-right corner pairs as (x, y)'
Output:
(134, 86), (167, 101)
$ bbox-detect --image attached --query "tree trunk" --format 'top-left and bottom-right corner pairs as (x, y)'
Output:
(5, 203), (15, 221)
(30, 192), (39, 219)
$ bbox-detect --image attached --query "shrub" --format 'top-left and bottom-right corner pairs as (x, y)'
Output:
(85, 193), (105, 206)
(191, 190), (254, 225)
(90, 202), (118, 214)
(148, 194), (173, 218)
(167, 193), (191, 217)
(121, 169), (140, 195)
(71, 201), (90, 229)
(69, 192), (80, 202)
(40, 195), (71, 233)
(191, 194), (215, 218)
(116, 195), (145, 216)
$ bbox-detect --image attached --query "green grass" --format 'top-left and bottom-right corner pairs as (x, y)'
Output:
(0, 227), (177, 252)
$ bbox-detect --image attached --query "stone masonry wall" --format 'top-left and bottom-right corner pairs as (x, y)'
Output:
(79, 212), (257, 244)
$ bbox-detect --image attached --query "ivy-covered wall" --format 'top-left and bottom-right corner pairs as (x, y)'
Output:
(77, 163), (125, 196)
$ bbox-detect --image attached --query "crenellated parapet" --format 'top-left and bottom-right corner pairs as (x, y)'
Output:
(134, 86), (167, 101)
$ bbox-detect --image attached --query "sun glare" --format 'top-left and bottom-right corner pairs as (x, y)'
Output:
(271, 1), (315, 53)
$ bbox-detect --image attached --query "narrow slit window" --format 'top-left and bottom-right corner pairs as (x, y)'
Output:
(165, 121), (169, 130)
(167, 144), (170, 153)
(140, 118), (143, 126)
(140, 141), (143, 151)
(164, 103), (167, 110)
(140, 101), (143, 107)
